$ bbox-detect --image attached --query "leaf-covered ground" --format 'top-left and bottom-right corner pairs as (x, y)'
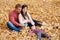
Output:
(0, 0), (60, 40)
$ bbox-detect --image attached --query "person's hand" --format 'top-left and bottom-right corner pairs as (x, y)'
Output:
(31, 25), (36, 29)
(42, 22), (49, 27)
(19, 24), (24, 27)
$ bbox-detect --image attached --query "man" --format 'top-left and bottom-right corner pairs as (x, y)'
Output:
(7, 4), (24, 31)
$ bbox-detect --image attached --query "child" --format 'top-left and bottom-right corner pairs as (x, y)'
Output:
(29, 27), (50, 40)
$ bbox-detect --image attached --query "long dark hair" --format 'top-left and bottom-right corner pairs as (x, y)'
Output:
(21, 4), (28, 19)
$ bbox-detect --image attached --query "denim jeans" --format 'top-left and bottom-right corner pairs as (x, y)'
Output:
(7, 21), (22, 31)
(35, 30), (49, 40)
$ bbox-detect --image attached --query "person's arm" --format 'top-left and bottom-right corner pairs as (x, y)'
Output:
(10, 16), (21, 26)
(27, 12), (35, 26)
(18, 14), (25, 26)
(9, 13), (22, 27)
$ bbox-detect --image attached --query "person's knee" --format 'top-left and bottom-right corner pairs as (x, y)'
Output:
(7, 21), (15, 29)
(7, 21), (21, 32)
(7, 21), (12, 26)
(7, 21), (12, 25)
(7, 21), (12, 27)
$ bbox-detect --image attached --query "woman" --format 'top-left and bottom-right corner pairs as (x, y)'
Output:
(19, 4), (35, 29)
(19, 4), (50, 40)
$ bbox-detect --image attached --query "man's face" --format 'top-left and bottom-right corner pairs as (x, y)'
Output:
(16, 7), (21, 13)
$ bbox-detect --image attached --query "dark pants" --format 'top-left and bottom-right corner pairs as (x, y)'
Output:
(28, 19), (42, 29)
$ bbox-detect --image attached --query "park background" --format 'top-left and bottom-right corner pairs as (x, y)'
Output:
(0, 0), (60, 40)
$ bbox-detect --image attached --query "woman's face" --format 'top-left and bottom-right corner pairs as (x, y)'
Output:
(22, 7), (28, 14)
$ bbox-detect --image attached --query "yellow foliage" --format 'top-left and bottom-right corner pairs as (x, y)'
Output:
(0, 0), (60, 40)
